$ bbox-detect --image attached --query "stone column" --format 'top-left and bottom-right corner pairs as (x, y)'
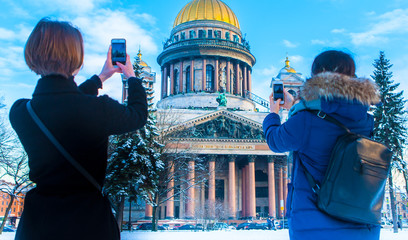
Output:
(186, 160), (195, 219)
(279, 167), (284, 218)
(248, 156), (256, 219)
(215, 58), (219, 92)
(170, 63), (174, 95)
(241, 167), (246, 218)
(226, 60), (230, 93)
(163, 66), (168, 98)
(283, 165), (288, 217)
(145, 201), (153, 219)
(235, 62), (240, 95)
(179, 61), (184, 93)
(190, 59), (194, 92)
(202, 59), (207, 91)
(161, 68), (165, 99)
(179, 184), (185, 219)
(243, 65), (247, 97)
(228, 156), (236, 219)
(166, 160), (175, 219)
(268, 157), (276, 218)
(248, 68), (252, 93)
(208, 158), (216, 219)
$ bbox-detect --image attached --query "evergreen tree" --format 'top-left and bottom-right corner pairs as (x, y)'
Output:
(105, 54), (164, 230)
(372, 51), (407, 233)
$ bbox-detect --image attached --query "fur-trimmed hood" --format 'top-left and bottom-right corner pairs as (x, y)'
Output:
(300, 72), (380, 105)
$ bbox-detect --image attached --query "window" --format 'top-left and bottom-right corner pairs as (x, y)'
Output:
(173, 69), (179, 94)
(180, 32), (186, 40)
(225, 32), (230, 40)
(206, 65), (214, 91)
(198, 30), (206, 38)
(189, 30), (196, 39)
(215, 30), (221, 38)
(288, 89), (297, 98)
(186, 66), (191, 92)
(208, 30), (213, 38)
(233, 35), (239, 42)
(173, 35), (179, 42)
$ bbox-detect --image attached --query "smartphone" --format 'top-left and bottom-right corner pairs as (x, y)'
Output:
(111, 38), (126, 65)
(273, 81), (284, 104)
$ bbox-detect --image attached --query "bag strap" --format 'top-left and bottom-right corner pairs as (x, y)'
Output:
(298, 159), (321, 194)
(299, 110), (351, 194)
(26, 101), (103, 194)
(305, 110), (351, 133)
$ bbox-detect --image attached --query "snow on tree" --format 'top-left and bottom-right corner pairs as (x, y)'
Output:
(372, 51), (407, 233)
(0, 98), (34, 234)
(104, 55), (164, 230)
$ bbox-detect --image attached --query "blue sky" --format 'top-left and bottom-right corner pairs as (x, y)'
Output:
(1, 0), (408, 112)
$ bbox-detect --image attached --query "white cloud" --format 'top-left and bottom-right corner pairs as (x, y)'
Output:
(311, 39), (342, 47)
(0, 25), (31, 42)
(287, 55), (304, 65)
(73, 9), (158, 57)
(350, 8), (408, 46)
(36, 0), (104, 13)
(311, 39), (326, 45)
(331, 28), (345, 34)
(0, 46), (27, 81)
(282, 40), (298, 48)
(257, 65), (278, 76)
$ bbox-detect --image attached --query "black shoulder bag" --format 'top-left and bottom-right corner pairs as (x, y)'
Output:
(300, 110), (392, 225)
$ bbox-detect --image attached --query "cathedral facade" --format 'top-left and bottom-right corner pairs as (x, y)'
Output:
(141, 0), (304, 221)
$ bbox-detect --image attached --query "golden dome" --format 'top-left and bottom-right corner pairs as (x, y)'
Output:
(282, 57), (296, 73)
(174, 0), (240, 29)
(137, 49), (148, 67)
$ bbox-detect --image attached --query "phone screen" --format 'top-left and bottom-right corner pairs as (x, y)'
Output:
(111, 39), (126, 65)
(273, 84), (284, 102)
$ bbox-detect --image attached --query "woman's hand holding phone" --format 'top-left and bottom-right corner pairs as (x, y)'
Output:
(116, 54), (136, 79)
(99, 45), (121, 83)
(269, 88), (294, 114)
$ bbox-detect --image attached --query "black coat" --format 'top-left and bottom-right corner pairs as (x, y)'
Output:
(10, 74), (147, 240)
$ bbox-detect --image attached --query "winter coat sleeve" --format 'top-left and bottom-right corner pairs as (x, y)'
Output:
(78, 75), (102, 96)
(263, 112), (310, 153)
(102, 77), (148, 135)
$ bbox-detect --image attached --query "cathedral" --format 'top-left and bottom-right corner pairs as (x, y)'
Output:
(130, 0), (305, 222)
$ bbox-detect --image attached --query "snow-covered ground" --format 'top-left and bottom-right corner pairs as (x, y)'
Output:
(1, 229), (408, 240)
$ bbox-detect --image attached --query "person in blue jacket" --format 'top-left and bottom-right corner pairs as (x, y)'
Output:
(263, 50), (381, 240)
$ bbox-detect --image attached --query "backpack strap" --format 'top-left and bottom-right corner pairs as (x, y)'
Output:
(298, 159), (321, 194)
(305, 110), (351, 134)
(299, 109), (351, 195)
(26, 101), (103, 194)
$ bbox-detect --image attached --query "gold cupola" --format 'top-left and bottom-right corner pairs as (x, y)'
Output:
(282, 56), (297, 73)
(174, 0), (240, 29)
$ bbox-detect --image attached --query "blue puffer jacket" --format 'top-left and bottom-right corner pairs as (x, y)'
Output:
(263, 72), (381, 240)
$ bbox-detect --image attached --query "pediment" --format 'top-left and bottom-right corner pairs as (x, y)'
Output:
(163, 110), (265, 141)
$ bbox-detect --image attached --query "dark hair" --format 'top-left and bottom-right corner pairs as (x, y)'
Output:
(311, 50), (356, 77)
(25, 18), (84, 78)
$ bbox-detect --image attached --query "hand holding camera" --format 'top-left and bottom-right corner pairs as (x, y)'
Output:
(98, 39), (135, 82)
(269, 82), (294, 114)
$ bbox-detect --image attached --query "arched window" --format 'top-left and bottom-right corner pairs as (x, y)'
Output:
(206, 65), (214, 92)
(186, 66), (191, 92)
(225, 32), (230, 40)
(288, 89), (297, 98)
(173, 69), (179, 94)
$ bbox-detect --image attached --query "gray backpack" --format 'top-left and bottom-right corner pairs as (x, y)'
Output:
(300, 110), (392, 225)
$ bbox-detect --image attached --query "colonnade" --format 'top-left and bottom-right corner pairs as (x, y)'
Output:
(144, 156), (287, 220)
(160, 58), (252, 99)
